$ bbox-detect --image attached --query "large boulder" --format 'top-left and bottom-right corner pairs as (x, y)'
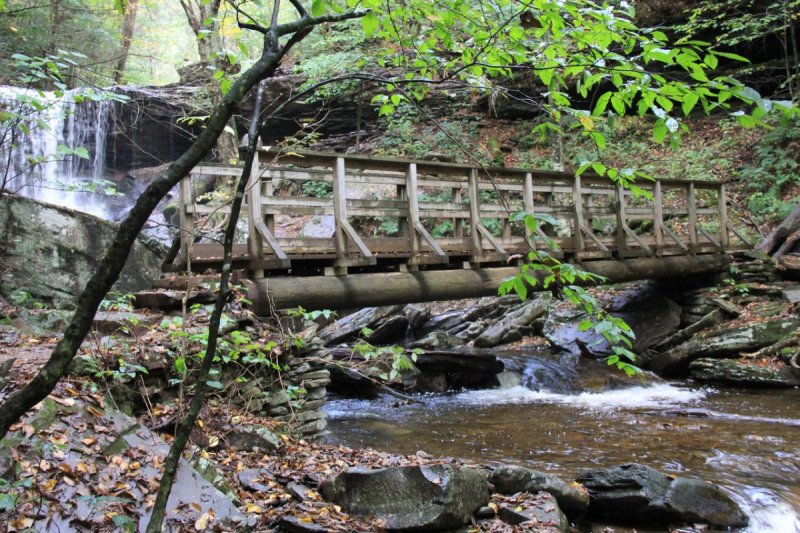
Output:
(543, 283), (681, 357)
(320, 464), (489, 531)
(576, 463), (748, 528)
(0, 195), (165, 309)
(489, 465), (589, 518)
(690, 358), (800, 387)
(647, 316), (800, 377)
(473, 298), (549, 348)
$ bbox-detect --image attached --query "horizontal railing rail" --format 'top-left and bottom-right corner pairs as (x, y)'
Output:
(167, 148), (752, 276)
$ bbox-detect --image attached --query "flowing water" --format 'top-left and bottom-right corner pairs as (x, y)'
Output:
(0, 85), (141, 221)
(324, 350), (800, 532)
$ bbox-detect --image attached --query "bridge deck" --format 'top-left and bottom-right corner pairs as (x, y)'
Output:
(163, 148), (751, 277)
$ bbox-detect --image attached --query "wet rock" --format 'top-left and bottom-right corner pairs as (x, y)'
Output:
(417, 310), (465, 338)
(689, 358), (800, 387)
(489, 465), (589, 518)
(238, 468), (275, 493)
(226, 425), (282, 453)
(278, 516), (330, 532)
(412, 331), (464, 349)
(366, 315), (409, 344)
(474, 297), (549, 348)
(288, 481), (313, 501)
(321, 464), (489, 531)
(404, 304), (430, 333)
(577, 463), (748, 528)
(647, 316), (800, 377)
(544, 283), (681, 357)
(497, 491), (568, 532)
(319, 306), (404, 345)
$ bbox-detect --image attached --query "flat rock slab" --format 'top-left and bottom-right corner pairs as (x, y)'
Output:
(0, 397), (245, 532)
(577, 463), (748, 528)
(321, 464), (489, 531)
(690, 358), (800, 387)
(497, 491), (568, 532)
(489, 465), (588, 518)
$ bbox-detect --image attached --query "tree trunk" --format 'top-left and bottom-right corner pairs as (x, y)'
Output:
(0, 35), (286, 442)
(0, 4), (367, 441)
(758, 204), (800, 255)
(114, 0), (140, 84)
(144, 81), (266, 533)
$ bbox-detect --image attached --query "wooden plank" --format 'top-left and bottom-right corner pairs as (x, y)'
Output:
(615, 184), (627, 256)
(662, 225), (688, 251)
(406, 163), (421, 263)
(397, 183), (408, 237)
(653, 181), (664, 253)
(727, 222), (751, 246)
(718, 184), (729, 248)
(413, 221), (448, 262)
(254, 220), (290, 263)
(179, 176), (193, 266)
(573, 175), (585, 254)
(333, 157), (348, 261)
(476, 224), (508, 255)
(453, 187), (463, 237)
(340, 219), (376, 262)
(688, 182), (698, 254)
(523, 172), (535, 249)
(581, 224), (610, 253)
(468, 169), (482, 262)
(624, 225), (652, 252)
(697, 225), (721, 249)
(247, 150), (264, 277)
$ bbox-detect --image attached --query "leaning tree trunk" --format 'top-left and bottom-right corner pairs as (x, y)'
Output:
(0, 7), (367, 442)
(144, 80), (266, 533)
(758, 204), (800, 255)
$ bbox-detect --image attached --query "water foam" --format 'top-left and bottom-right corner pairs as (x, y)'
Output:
(459, 383), (705, 410)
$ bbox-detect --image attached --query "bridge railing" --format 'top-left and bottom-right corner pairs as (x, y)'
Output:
(168, 149), (751, 276)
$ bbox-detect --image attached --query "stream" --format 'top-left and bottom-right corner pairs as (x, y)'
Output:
(323, 349), (800, 532)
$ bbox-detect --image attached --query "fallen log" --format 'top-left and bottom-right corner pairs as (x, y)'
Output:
(245, 255), (731, 312)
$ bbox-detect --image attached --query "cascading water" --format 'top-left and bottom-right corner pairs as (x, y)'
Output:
(0, 85), (119, 219)
(325, 349), (800, 532)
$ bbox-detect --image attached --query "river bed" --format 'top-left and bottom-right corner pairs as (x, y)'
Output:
(323, 350), (800, 532)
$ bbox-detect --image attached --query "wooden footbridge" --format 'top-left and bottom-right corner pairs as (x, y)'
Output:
(161, 149), (751, 311)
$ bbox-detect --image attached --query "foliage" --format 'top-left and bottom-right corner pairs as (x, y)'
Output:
(352, 328), (422, 381)
(740, 119), (800, 220)
(498, 212), (641, 377)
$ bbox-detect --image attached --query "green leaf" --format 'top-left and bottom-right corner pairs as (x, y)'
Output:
(206, 381), (224, 389)
(362, 11), (379, 37)
(311, 0), (325, 16)
(711, 51), (750, 63)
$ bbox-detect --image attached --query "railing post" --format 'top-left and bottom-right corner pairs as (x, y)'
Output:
(501, 191), (511, 239)
(615, 184), (627, 257)
(688, 182), (698, 254)
(718, 183), (729, 249)
(397, 183), (408, 237)
(179, 175), (194, 267)
(523, 172), (534, 249)
(468, 168), (482, 263)
(406, 163), (421, 265)
(247, 150), (264, 278)
(653, 181), (664, 255)
(453, 186), (463, 238)
(573, 175), (585, 256)
(333, 157), (348, 263)
(263, 167), (274, 234)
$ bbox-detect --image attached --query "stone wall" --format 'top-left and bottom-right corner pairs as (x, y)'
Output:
(0, 194), (165, 307)
(230, 341), (331, 437)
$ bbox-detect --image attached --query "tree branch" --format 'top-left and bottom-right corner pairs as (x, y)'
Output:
(275, 8), (369, 37)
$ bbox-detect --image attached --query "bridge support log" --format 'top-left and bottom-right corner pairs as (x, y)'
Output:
(244, 254), (731, 313)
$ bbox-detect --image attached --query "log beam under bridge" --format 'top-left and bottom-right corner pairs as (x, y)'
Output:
(243, 254), (730, 313)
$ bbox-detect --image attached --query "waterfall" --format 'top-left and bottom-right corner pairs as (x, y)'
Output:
(0, 85), (117, 217)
